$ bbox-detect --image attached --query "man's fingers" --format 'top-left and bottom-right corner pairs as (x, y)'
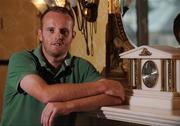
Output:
(49, 111), (56, 126)
(105, 90), (125, 101)
(41, 105), (53, 126)
(41, 108), (45, 125)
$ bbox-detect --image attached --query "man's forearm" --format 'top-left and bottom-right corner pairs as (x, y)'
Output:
(65, 94), (122, 113)
(44, 81), (106, 103)
(21, 75), (124, 104)
(20, 74), (106, 104)
(45, 79), (124, 103)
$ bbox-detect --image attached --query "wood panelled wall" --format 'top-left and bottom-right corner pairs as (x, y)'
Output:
(0, 0), (38, 118)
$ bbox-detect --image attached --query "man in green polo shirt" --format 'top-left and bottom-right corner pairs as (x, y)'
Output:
(1, 6), (125, 126)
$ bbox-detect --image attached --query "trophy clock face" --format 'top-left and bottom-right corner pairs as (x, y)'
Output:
(142, 60), (159, 88)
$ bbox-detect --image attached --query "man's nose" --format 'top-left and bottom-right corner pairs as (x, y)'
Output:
(55, 32), (63, 40)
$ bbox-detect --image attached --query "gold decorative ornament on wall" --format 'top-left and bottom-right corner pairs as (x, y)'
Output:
(72, 0), (99, 56)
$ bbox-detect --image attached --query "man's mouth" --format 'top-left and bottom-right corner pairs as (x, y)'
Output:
(52, 42), (64, 46)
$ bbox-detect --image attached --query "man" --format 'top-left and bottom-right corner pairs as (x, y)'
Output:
(1, 6), (124, 126)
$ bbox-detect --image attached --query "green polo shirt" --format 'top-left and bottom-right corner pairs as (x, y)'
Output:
(1, 46), (101, 126)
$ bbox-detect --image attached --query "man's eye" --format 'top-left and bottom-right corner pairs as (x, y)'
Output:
(60, 29), (69, 36)
(48, 28), (54, 33)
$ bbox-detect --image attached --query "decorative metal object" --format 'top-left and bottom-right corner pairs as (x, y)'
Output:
(73, 0), (99, 56)
(139, 48), (152, 56)
(106, 0), (134, 79)
(168, 59), (177, 92)
(134, 59), (141, 89)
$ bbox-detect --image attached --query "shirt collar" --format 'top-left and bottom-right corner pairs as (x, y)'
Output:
(33, 45), (74, 70)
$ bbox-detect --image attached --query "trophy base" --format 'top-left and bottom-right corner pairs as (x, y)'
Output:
(129, 90), (180, 110)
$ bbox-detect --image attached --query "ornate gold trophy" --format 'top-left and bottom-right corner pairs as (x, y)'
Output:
(106, 0), (135, 79)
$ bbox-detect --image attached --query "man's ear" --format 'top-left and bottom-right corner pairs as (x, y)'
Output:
(38, 29), (43, 41)
(72, 31), (76, 38)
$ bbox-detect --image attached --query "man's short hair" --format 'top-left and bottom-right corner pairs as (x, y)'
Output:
(173, 13), (180, 44)
(40, 6), (75, 27)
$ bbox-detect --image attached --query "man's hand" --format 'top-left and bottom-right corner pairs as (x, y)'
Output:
(41, 102), (71, 126)
(99, 79), (125, 101)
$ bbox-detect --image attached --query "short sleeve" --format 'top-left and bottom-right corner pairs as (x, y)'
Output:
(7, 51), (38, 93)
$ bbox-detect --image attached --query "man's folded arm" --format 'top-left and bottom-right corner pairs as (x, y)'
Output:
(20, 74), (124, 104)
